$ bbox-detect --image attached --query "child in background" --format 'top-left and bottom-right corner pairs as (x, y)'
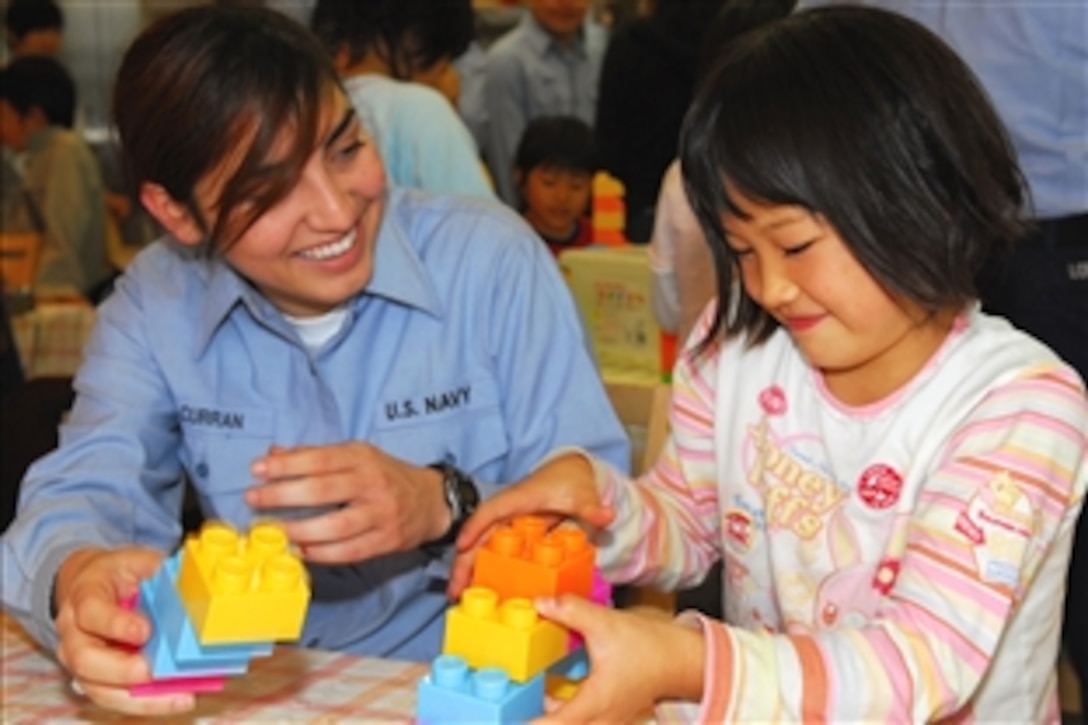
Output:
(453, 6), (1088, 722)
(481, 0), (607, 206)
(514, 115), (597, 257)
(309, 0), (495, 200)
(0, 56), (110, 300)
(3, 0), (64, 60)
(649, 0), (797, 345)
(0, 6), (627, 717)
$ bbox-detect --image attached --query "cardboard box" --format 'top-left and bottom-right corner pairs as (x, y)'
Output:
(559, 245), (675, 385)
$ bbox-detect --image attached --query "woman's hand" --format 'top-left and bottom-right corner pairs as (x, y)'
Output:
(447, 454), (615, 599)
(533, 596), (706, 723)
(54, 546), (193, 715)
(246, 442), (449, 563)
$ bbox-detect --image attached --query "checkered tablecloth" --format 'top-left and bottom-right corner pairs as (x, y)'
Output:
(0, 613), (429, 723)
(10, 300), (97, 379)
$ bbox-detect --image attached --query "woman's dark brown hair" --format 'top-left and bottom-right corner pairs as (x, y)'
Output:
(112, 5), (344, 250)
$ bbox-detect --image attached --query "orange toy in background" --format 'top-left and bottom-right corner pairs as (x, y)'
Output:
(591, 172), (628, 246)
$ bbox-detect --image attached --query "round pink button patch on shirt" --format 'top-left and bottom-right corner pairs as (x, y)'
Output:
(857, 463), (903, 509)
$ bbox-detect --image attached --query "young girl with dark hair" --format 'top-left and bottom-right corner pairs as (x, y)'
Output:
(454, 6), (1088, 721)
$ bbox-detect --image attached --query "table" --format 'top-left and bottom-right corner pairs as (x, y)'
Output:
(0, 613), (429, 723)
(9, 299), (97, 379)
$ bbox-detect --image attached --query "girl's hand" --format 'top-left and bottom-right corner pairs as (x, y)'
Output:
(533, 595), (706, 723)
(447, 454), (615, 599)
(246, 442), (450, 563)
(54, 547), (193, 715)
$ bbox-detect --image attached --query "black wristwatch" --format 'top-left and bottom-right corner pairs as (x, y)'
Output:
(427, 461), (480, 548)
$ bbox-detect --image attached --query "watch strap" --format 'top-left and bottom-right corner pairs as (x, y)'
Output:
(425, 461), (480, 549)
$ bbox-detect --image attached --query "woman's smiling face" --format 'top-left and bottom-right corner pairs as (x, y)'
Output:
(190, 91), (386, 318)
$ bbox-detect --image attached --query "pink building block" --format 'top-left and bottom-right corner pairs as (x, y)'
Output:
(130, 675), (227, 696)
(569, 568), (614, 650)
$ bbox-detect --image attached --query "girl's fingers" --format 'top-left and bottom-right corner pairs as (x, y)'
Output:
(535, 595), (602, 637)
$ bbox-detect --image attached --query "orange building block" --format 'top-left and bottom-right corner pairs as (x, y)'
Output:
(176, 520), (310, 644)
(471, 517), (595, 601)
(443, 586), (568, 683)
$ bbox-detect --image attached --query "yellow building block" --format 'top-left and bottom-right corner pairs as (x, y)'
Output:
(592, 171), (625, 197)
(546, 675), (581, 701)
(443, 586), (568, 683)
(176, 520), (310, 644)
(592, 211), (625, 228)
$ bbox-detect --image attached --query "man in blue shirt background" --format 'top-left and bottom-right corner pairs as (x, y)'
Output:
(482, 0), (609, 206)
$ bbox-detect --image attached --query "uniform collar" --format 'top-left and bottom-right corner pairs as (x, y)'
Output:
(193, 188), (441, 355)
(522, 12), (587, 58)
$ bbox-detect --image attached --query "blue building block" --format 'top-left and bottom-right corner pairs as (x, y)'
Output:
(548, 647), (588, 681)
(416, 654), (545, 724)
(139, 552), (273, 678)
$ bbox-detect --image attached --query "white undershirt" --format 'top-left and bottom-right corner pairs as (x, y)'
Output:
(283, 306), (349, 352)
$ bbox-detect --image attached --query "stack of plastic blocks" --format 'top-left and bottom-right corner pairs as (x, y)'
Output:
(130, 520), (311, 696)
(591, 171), (627, 246)
(417, 515), (611, 723)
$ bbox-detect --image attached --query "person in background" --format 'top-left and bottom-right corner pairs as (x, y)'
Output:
(647, 163), (715, 356)
(0, 56), (110, 300)
(451, 7), (1088, 721)
(309, 0), (494, 199)
(0, 6), (627, 716)
(649, 0), (796, 344)
(1, 0), (65, 234)
(594, 0), (724, 243)
(452, 1), (524, 157)
(482, 0), (608, 206)
(3, 0), (63, 61)
(513, 115), (597, 257)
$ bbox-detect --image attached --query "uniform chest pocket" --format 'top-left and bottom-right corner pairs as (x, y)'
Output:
(179, 403), (275, 519)
(370, 377), (509, 475)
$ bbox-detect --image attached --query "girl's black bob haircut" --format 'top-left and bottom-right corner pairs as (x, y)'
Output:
(680, 5), (1028, 350)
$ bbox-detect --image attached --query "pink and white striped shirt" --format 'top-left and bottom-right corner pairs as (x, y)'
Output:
(592, 305), (1088, 722)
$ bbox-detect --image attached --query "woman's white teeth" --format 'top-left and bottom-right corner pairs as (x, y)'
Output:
(300, 229), (356, 260)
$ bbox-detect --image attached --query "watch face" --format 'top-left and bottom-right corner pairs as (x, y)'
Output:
(459, 473), (480, 517)
(431, 462), (480, 526)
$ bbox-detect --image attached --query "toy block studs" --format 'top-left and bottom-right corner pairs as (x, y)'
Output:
(416, 654), (545, 724)
(417, 516), (605, 721)
(472, 517), (595, 601)
(442, 586), (568, 683)
(176, 520), (310, 644)
(591, 171), (627, 246)
(130, 520), (307, 698)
